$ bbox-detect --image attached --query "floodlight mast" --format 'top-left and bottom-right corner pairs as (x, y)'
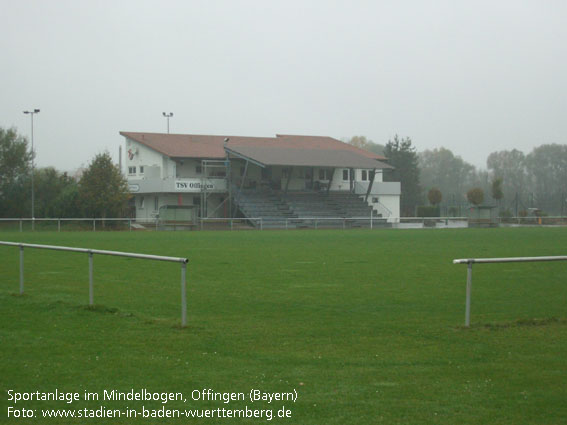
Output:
(162, 112), (173, 134)
(23, 109), (40, 230)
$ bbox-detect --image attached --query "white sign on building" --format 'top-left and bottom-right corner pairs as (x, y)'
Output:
(174, 179), (226, 192)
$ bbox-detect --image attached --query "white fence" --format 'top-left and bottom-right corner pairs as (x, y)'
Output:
(453, 256), (567, 327)
(0, 241), (189, 327)
(2, 216), (567, 232)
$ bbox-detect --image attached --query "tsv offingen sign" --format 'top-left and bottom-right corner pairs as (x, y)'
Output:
(174, 179), (226, 192)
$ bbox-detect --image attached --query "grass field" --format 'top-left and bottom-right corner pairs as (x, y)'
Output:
(1, 228), (566, 424)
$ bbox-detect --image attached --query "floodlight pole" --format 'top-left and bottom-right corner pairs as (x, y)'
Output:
(23, 109), (40, 230)
(163, 112), (173, 134)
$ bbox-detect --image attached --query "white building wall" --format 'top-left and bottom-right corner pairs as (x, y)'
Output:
(125, 139), (166, 179)
(363, 194), (400, 223)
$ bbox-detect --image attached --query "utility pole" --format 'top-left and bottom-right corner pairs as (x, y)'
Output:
(23, 109), (40, 230)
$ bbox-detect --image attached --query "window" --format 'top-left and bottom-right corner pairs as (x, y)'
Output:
(240, 166), (245, 177)
(140, 166), (144, 174)
(139, 196), (145, 208)
(361, 170), (368, 181)
(128, 166), (136, 175)
(261, 168), (271, 180)
(282, 168), (290, 179)
(319, 169), (331, 180)
(196, 165), (202, 174)
(342, 169), (349, 181)
(154, 196), (158, 211)
(372, 197), (380, 203)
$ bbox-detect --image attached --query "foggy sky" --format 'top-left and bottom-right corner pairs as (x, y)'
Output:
(2, 0), (566, 171)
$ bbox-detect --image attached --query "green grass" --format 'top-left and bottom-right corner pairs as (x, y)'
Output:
(0, 228), (566, 424)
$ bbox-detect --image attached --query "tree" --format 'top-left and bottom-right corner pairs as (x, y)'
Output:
(34, 167), (81, 217)
(486, 149), (526, 201)
(348, 135), (370, 149)
(524, 144), (567, 214)
(383, 135), (421, 216)
(427, 188), (442, 206)
(491, 177), (504, 205)
(347, 135), (385, 156)
(467, 188), (484, 206)
(419, 147), (476, 202)
(79, 152), (129, 218)
(0, 127), (32, 217)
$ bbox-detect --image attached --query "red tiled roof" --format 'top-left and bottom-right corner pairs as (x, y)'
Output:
(119, 132), (387, 161)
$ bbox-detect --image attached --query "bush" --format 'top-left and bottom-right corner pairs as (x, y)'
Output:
(467, 188), (484, 205)
(417, 205), (440, 217)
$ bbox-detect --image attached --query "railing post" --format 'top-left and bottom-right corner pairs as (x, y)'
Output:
(286, 218), (288, 230)
(465, 262), (472, 327)
(20, 220), (22, 232)
(370, 212), (373, 230)
(58, 219), (61, 232)
(129, 219), (132, 232)
(181, 262), (187, 327)
(19, 245), (24, 294)
(315, 218), (318, 230)
(93, 219), (96, 232)
(88, 252), (94, 306)
(343, 218), (346, 229)
(260, 218), (263, 231)
(230, 218), (233, 231)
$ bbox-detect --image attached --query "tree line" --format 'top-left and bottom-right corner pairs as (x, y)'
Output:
(0, 127), (129, 219)
(1, 126), (565, 219)
(348, 135), (567, 217)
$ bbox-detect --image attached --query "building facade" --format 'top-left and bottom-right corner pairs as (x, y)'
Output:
(121, 132), (401, 225)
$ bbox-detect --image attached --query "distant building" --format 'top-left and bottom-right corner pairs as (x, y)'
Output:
(120, 132), (401, 227)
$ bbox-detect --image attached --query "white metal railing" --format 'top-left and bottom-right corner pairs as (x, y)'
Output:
(199, 217), (264, 231)
(0, 218), (136, 232)
(373, 201), (393, 219)
(0, 241), (189, 327)
(3, 216), (567, 232)
(285, 216), (380, 230)
(453, 256), (567, 327)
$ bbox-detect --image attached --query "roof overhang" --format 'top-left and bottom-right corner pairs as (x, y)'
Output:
(225, 145), (393, 169)
(225, 147), (266, 168)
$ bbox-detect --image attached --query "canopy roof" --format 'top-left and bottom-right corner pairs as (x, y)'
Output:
(226, 146), (392, 169)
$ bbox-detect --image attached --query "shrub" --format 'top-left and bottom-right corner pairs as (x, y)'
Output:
(417, 205), (440, 217)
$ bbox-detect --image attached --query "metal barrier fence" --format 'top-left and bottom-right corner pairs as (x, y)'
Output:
(199, 217), (263, 231)
(0, 218), (136, 232)
(0, 241), (189, 327)
(2, 216), (567, 232)
(453, 256), (567, 327)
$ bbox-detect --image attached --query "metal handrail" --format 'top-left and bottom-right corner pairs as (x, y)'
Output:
(453, 255), (567, 327)
(0, 241), (189, 327)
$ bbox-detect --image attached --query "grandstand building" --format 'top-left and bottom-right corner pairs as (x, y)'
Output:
(120, 132), (401, 228)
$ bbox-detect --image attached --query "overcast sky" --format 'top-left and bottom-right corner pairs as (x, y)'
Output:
(2, 0), (566, 171)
